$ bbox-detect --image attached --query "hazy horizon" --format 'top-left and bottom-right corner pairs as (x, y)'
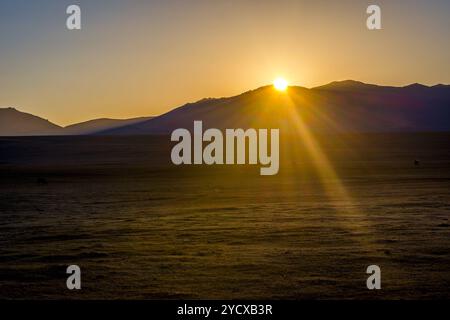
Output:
(1, 0), (450, 125)
(3, 79), (449, 127)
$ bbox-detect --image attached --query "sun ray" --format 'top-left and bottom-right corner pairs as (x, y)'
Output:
(274, 91), (378, 249)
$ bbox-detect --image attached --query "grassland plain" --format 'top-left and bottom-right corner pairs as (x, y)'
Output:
(0, 133), (449, 299)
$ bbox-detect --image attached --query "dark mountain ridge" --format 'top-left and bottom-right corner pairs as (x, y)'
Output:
(2, 80), (449, 136)
(100, 80), (450, 135)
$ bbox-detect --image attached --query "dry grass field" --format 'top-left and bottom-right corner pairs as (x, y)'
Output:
(0, 133), (449, 299)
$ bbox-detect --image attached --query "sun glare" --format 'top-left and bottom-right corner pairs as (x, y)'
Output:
(273, 77), (288, 91)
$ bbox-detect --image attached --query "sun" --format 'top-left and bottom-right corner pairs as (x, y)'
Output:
(273, 77), (288, 91)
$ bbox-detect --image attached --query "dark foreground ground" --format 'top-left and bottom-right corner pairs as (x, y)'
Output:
(0, 133), (449, 299)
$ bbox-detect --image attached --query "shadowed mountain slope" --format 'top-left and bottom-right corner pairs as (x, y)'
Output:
(63, 117), (154, 135)
(0, 107), (62, 136)
(100, 81), (450, 135)
(2, 81), (449, 136)
(0, 107), (154, 136)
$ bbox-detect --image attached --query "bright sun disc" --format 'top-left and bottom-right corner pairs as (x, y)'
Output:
(273, 78), (288, 91)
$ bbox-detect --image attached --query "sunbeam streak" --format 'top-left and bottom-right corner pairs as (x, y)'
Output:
(275, 91), (378, 248)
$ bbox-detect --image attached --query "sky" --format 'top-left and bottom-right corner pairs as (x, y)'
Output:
(0, 0), (449, 126)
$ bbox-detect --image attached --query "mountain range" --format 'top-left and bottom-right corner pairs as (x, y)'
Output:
(1, 80), (449, 136)
(0, 107), (152, 136)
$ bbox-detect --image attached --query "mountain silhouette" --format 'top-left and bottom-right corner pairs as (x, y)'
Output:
(0, 108), (154, 136)
(100, 80), (450, 135)
(2, 80), (449, 136)
(63, 117), (154, 135)
(0, 107), (62, 136)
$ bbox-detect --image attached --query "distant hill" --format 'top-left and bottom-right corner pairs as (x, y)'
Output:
(100, 80), (450, 135)
(0, 107), (154, 136)
(2, 81), (449, 136)
(0, 107), (62, 136)
(63, 117), (153, 135)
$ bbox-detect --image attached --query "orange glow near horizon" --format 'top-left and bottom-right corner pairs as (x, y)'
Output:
(1, 1), (449, 125)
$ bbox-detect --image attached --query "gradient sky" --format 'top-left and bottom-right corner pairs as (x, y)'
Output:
(1, 0), (449, 126)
